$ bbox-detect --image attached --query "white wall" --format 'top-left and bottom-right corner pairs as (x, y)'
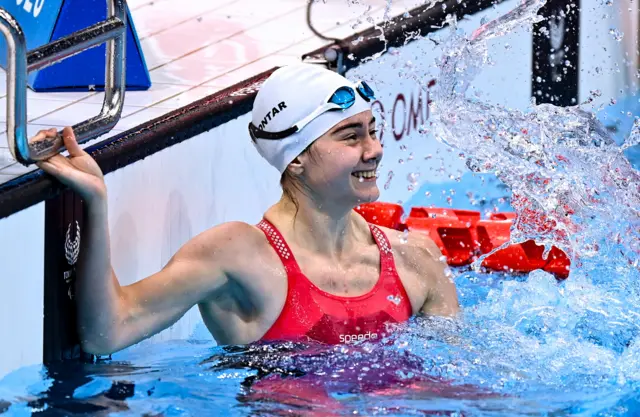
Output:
(0, 203), (45, 379)
(579, 0), (629, 110)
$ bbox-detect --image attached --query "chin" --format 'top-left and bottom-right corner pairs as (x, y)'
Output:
(347, 177), (380, 205)
(354, 188), (380, 204)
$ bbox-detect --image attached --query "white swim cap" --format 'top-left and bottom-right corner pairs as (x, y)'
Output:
(249, 63), (373, 174)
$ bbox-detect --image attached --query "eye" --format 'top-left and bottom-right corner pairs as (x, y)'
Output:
(369, 129), (378, 137)
(343, 134), (358, 141)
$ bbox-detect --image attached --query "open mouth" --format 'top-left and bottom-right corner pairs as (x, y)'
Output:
(351, 169), (377, 181)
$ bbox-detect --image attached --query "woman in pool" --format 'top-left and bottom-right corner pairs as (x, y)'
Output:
(36, 63), (459, 355)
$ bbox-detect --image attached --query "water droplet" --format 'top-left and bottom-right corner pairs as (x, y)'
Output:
(384, 171), (394, 190)
(444, 266), (453, 278)
(399, 230), (409, 244)
(424, 191), (431, 198)
(609, 28), (624, 42)
(398, 159), (404, 164)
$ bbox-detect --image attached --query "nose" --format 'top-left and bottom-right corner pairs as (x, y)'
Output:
(362, 131), (383, 164)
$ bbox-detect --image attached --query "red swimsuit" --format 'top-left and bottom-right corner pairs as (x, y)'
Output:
(257, 218), (413, 344)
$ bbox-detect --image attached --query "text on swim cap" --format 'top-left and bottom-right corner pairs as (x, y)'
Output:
(258, 102), (287, 130)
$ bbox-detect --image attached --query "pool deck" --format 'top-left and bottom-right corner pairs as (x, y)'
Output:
(0, 0), (422, 185)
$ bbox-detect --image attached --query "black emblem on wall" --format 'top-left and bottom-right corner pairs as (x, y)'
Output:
(532, 0), (580, 106)
(43, 190), (94, 363)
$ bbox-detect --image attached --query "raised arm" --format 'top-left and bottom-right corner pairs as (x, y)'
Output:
(77, 208), (233, 354)
(36, 127), (233, 355)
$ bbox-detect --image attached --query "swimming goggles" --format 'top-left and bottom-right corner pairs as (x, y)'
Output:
(248, 80), (376, 141)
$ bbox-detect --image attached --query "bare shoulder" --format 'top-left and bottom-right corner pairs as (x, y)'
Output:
(377, 225), (444, 271)
(385, 226), (460, 316)
(172, 221), (268, 266)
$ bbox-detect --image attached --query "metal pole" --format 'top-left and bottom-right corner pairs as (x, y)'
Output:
(0, 0), (127, 165)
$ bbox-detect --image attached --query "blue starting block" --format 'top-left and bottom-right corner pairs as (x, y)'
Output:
(0, 0), (151, 91)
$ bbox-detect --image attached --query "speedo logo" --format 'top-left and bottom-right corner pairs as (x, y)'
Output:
(339, 331), (378, 344)
(258, 101), (287, 130)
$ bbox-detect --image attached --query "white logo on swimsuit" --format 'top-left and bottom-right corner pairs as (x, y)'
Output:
(387, 294), (401, 306)
(340, 331), (378, 344)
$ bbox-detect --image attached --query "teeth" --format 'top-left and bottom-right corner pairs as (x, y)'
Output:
(353, 170), (377, 179)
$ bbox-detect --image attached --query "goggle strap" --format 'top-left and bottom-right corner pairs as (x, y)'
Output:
(294, 102), (344, 132)
(249, 122), (299, 140)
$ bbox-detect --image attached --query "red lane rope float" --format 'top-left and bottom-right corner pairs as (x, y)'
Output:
(355, 202), (570, 279)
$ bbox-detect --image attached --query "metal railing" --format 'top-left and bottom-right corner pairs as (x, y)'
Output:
(0, 0), (127, 165)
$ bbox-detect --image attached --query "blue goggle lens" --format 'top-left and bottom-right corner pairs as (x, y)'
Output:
(358, 81), (375, 100)
(329, 87), (356, 108)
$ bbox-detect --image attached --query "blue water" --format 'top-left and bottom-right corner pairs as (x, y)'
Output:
(1, 268), (639, 416)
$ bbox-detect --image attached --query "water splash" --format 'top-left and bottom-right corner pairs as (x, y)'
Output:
(429, 0), (639, 278)
(373, 0), (640, 412)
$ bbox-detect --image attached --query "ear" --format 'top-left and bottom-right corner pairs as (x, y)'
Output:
(286, 156), (305, 176)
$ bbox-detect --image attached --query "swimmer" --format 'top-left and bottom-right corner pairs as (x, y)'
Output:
(36, 63), (459, 355)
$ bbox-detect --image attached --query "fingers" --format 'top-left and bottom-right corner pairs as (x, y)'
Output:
(62, 126), (85, 158)
(35, 160), (59, 176)
(31, 127), (59, 143)
(31, 126), (85, 159)
(37, 155), (87, 187)
(36, 154), (71, 176)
